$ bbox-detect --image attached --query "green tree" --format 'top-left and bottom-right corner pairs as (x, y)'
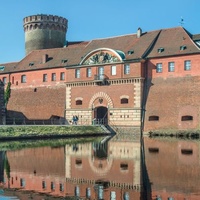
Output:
(4, 82), (11, 107)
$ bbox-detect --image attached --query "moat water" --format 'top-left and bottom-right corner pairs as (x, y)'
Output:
(0, 133), (199, 200)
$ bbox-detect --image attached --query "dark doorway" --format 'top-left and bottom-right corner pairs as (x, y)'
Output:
(95, 106), (108, 125)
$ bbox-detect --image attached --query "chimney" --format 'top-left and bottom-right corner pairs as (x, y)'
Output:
(137, 27), (142, 38)
(42, 54), (48, 63)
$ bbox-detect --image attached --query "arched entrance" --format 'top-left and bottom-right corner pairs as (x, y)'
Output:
(94, 106), (108, 125)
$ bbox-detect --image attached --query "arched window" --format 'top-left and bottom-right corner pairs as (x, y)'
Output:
(121, 98), (128, 104)
(181, 115), (193, 121)
(149, 116), (159, 121)
(76, 100), (82, 105)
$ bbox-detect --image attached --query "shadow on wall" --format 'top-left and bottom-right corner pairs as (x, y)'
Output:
(6, 110), (68, 125)
(141, 60), (154, 132)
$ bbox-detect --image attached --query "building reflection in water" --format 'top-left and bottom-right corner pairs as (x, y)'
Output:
(143, 137), (200, 200)
(0, 134), (142, 200)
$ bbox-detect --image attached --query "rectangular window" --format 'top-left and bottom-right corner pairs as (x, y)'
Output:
(156, 63), (162, 73)
(124, 64), (130, 74)
(2, 77), (6, 84)
(168, 62), (175, 72)
(60, 72), (65, 80)
(87, 68), (92, 77)
(43, 74), (47, 82)
(52, 73), (56, 81)
(20, 178), (25, 187)
(51, 182), (55, 191)
(42, 181), (46, 189)
(21, 75), (26, 83)
(75, 69), (80, 78)
(111, 66), (116, 75)
(184, 60), (191, 71)
(59, 183), (64, 192)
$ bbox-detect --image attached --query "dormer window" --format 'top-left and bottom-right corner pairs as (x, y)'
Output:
(180, 45), (187, 51)
(61, 59), (67, 64)
(29, 62), (34, 66)
(157, 47), (164, 53)
(127, 50), (134, 55)
(0, 66), (5, 71)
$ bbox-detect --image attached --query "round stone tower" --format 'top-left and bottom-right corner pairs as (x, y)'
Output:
(23, 14), (68, 55)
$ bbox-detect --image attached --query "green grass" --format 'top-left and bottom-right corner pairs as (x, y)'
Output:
(0, 125), (104, 137)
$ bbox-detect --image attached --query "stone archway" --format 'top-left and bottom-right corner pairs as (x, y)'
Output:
(89, 92), (114, 109)
(89, 92), (113, 125)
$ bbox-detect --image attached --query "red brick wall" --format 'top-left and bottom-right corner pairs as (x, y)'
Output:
(2, 68), (67, 124)
(71, 84), (135, 109)
(66, 62), (142, 82)
(144, 55), (200, 132)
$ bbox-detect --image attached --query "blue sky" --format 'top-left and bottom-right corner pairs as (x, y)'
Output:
(0, 0), (199, 64)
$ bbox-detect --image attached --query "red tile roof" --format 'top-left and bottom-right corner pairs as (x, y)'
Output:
(147, 27), (200, 58)
(0, 26), (199, 73)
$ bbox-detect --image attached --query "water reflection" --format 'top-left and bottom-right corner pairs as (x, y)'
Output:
(0, 134), (141, 199)
(0, 134), (199, 199)
(143, 136), (200, 200)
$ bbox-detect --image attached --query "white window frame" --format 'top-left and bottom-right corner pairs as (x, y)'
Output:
(184, 60), (191, 71)
(51, 73), (56, 81)
(75, 69), (80, 78)
(124, 64), (130, 74)
(156, 63), (162, 73)
(60, 72), (65, 80)
(111, 66), (116, 75)
(87, 68), (92, 77)
(21, 75), (26, 83)
(168, 62), (175, 72)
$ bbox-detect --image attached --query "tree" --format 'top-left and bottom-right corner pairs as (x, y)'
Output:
(4, 82), (11, 107)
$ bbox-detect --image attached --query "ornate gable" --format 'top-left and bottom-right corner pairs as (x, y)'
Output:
(80, 48), (125, 65)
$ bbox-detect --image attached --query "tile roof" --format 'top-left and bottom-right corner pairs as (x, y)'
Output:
(147, 26), (200, 58)
(0, 26), (200, 74)
(0, 62), (18, 74)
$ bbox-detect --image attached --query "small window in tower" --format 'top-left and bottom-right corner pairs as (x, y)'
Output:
(121, 98), (128, 104)
(181, 115), (193, 121)
(149, 116), (159, 121)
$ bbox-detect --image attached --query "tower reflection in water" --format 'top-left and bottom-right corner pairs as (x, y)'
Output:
(0, 134), (141, 200)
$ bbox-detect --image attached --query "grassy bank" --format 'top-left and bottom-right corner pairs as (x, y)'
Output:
(0, 125), (106, 138)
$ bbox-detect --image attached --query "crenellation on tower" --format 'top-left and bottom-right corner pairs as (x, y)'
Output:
(23, 14), (68, 55)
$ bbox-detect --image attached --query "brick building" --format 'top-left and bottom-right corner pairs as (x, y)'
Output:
(1, 14), (200, 133)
